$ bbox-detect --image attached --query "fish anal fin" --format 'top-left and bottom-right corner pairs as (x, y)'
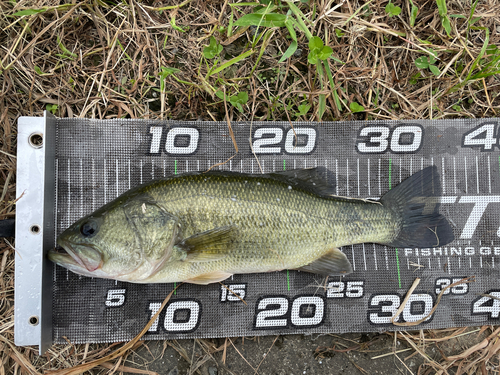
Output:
(185, 271), (232, 285)
(295, 248), (353, 276)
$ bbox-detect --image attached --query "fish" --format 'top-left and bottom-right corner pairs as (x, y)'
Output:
(48, 166), (454, 284)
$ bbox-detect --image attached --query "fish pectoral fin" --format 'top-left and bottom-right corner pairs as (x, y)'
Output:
(185, 271), (232, 285)
(295, 248), (353, 276)
(177, 225), (237, 262)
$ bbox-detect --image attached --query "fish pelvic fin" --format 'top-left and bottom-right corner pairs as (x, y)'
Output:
(295, 248), (353, 276)
(185, 271), (232, 284)
(380, 165), (454, 248)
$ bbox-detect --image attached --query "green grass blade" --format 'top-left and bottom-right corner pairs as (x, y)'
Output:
(208, 50), (254, 77)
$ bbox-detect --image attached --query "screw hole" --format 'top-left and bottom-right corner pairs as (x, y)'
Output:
(29, 315), (39, 326)
(29, 133), (43, 148)
(30, 225), (41, 234)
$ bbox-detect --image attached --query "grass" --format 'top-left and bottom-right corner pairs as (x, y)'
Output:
(0, 0), (499, 373)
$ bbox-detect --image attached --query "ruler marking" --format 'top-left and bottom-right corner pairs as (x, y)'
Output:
(399, 157), (402, 183)
(187, 160), (189, 172)
(198, 159), (201, 171)
(410, 157), (413, 175)
(294, 158), (296, 169)
(67, 159), (71, 227)
(104, 158), (107, 203)
(54, 158), (59, 239)
(335, 159), (339, 196)
(251, 159), (254, 174)
(367, 159), (371, 196)
(373, 244), (378, 271)
(362, 243), (367, 271)
(116, 159), (119, 197)
(384, 246), (389, 270)
(442, 157), (446, 194)
(476, 155), (479, 194)
(428, 258), (431, 269)
(488, 155), (491, 194)
(303, 159), (306, 169)
(480, 256), (483, 268)
(163, 159), (166, 177)
(421, 157), (423, 171)
(469, 257), (472, 269)
(273, 158), (275, 172)
(357, 159), (360, 196)
(458, 257), (461, 269)
(151, 159), (154, 180)
(80, 159), (83, 217)
(464, 157), (468, 193)
(314, 159), (317, 168)
(229, 159), (232, 171)
(453, 157), (457, 194)
(351, 245), (356, 271)
(91, 159), (95, 211)
(406, 257), (409, 270)
(346, 159), (349, 196)
(140, 160), (143, 184)
(128, 159), (131, 189)
(492, 257), (495, 268)
(437, 257), (441, 270)
(447, 257), (451, 274)
(378, 159), (381, 196)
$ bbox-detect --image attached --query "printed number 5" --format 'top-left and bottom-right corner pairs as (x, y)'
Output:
(105, 289), (126, 307)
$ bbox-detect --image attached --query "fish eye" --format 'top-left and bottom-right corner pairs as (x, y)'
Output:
(80, 220), (99, 238)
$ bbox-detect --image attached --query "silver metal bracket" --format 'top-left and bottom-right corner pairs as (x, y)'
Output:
(15, 111), (55, 354)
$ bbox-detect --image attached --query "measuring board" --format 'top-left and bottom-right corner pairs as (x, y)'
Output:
(15, 114), (500, 352)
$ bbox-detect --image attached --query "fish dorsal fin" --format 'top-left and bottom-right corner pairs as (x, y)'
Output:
(269, 167), (336, 197)
(177, 226), (237, 262)
(185, 271), (232, 285)
(295, 248), (353, 276)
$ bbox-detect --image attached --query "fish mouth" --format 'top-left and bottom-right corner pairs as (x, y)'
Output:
(50, 239), (103, 272)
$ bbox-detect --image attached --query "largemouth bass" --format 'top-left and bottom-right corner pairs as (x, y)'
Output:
(49, 166), (454, 284)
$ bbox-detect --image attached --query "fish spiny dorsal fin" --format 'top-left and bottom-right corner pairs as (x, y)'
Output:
(268, 167), (336, 197)
(295, 248), (353, 276)
(177, 225), (237, 262)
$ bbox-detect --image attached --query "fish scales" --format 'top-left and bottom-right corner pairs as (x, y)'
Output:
(129, 173), (392, 282)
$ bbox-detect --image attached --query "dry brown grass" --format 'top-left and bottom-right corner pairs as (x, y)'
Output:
(1, 0), (500, 373)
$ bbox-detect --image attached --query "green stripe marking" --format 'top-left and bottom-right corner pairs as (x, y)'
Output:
(395, 249), (402, 288)
(174, 160), (177, 175)
(388, 158), (392, 190)
(389, 160), (401, 288)
(283, 159), (286, 171)
(174, 282), (177, 295)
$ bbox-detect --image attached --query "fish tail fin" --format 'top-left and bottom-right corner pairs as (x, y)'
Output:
(380, 166), (454, 248)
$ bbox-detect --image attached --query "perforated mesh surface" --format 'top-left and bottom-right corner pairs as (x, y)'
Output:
(53, 119), (500, 344)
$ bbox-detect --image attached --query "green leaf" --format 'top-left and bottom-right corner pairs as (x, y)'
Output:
(284, 18), (297, 41)
(335, 28), (345, 38)
(278, 40), (297, 63)
(307, 49), (319, 65)
(350, 102), (365, 113)
(429, 64), (441, 76)
(34, 66), (43, 75)
(427, 49), (437, 64)
(308, 36), (323, 51)
(170, 15), (187, 32)
(13, 8), (46, 16)
(296, 103), (311, 116)
(56, 36), (77, 60)
(436, 0), (447, 17)
(441, 15), (451, 36)
(229, 91), (248, 113)
(46, 104), (58, 114)
(233, 13), (287, 27)
(385, 2), (401, 17)
(215, 90), (225, 100)
(409, 3), (418, 27)
(409, 72), (421, 84)
(203, 36), (223, 59)
(318, 46), (333, 60)
(452, 104), (461, 111)
(415, 56), (429, 69)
